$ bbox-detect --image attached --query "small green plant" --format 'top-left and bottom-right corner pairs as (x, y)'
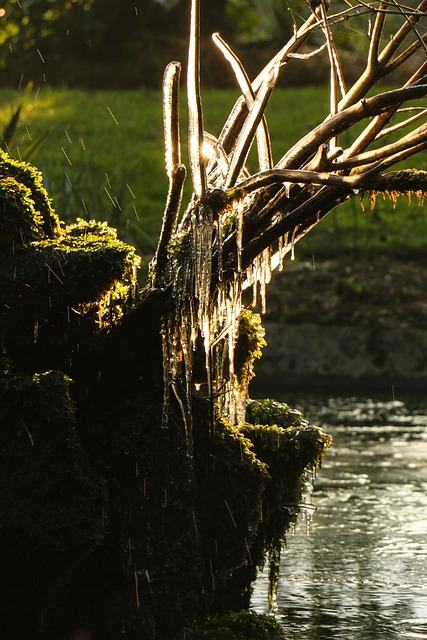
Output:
(1, 103), (45, 162)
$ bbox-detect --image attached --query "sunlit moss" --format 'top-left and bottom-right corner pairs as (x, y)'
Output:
(0, 148), (59, 238)
(242, 399), (332, 606)
(234, 310), (267, 389)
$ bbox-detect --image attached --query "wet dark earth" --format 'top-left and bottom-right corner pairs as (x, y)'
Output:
(251, 391), (427, 640)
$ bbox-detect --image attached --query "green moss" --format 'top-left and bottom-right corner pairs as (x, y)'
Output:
(195, 417), (268, 612)
(1, 209), (140, 375)
(234, 311), (267, 389)
(0, 175), (46, 243)
(31, 219), (140, 326)
(183, 611), (286, 640)
(0, 151), (332, 640)
(0, 148), (59, 239)
(0, 365), (107, 633)
(366, 169), (427, 195)
(0, 367), (107, 553)
(242, 399), (332, 606)
(246, 398), (309, 429)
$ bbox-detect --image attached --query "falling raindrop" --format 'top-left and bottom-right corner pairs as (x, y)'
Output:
(61, 147), (72, 166)
(106, 106), (119, 125)
(134, 569), (140, 608)
(64, 172), (73, 188)
(104, 187), (116, 208)
(81, 198), (89, 217)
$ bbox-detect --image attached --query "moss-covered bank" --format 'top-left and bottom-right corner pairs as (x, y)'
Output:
(0, 151), (331, 639)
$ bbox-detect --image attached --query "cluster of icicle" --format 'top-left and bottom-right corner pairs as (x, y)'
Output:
(160, 197), (289, 452)
(151, 0), (427, 452)
(152, 0), (300, 449)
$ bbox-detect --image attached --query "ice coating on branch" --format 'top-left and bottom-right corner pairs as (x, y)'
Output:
(245, 246), (272, 314)
(236, 199), (244, 274)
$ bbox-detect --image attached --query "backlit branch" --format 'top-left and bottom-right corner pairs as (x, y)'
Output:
(187, 0), (206, 198)
(160, 0), (427, 294)
(212, 33), (273, 173)
(151, 61), (186, 287)
(156, 0), (427, 435)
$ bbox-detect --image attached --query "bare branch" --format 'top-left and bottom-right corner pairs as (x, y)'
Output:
(212, 33), (273, 172)
(223, 64), (280, 189)
(376, 107), (427, 140)
(151, 164), (187, 288)
(163, 62), (182, 178)
(217, 13), (320, 155)
(187, 0), (206, 198)
(386, 33), (427, 73)
(277, 84), (427, 170)
(342, 61), (427, 159)
(335, 123), (427, 169)
(339, 0), (427, 110)
(367, 1), (388, 70)
(225, 168), (361, 200)
(365, 168), (427, 192)
(379, 0), (427, 66)
(358, 139), (427, 174)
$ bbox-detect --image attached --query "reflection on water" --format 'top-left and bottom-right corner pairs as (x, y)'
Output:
(251, 392), (427, 640)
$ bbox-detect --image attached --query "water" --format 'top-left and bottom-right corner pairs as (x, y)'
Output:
(251, 392), (427, 640)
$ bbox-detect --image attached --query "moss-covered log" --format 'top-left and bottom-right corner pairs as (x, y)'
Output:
(0, 151), (331, 639)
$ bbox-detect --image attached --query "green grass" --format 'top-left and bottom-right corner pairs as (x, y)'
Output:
(0, 86), (426, 264)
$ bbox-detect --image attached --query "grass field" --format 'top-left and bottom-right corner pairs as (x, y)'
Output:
(1, 86), (426, 265)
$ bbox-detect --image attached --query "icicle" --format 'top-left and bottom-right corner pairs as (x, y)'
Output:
(181, 311), (193, 411)
(259, 248), (271, 315)
(277, 235), (284, 271)
(235, 199), (244, 274)
(227, 287), (236, 423)
(192, 204), (213, 336)
(252, 264), (258, 308)
(268, 547), (281, 611)
(290, 229), (296, 261)
(216, 216), (223, 281)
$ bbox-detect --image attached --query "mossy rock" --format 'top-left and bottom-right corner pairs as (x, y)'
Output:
(183, 611), (286, 640)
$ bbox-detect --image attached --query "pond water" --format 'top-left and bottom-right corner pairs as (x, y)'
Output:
(251, 391), (427, 640)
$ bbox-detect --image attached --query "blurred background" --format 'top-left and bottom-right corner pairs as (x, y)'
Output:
(1, 0), (421, 88)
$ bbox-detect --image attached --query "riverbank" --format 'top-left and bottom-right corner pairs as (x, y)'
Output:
(254, 257), (427, 392)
